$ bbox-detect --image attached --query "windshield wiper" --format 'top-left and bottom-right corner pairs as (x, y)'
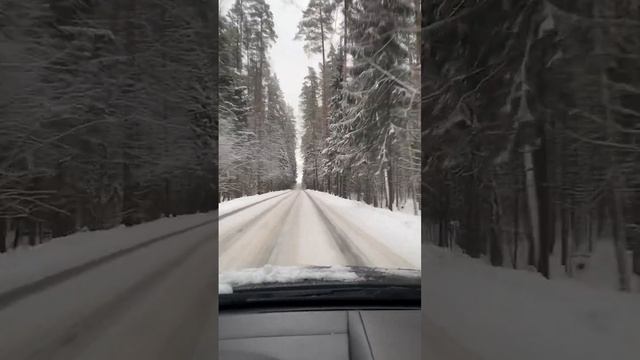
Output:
(219, 283), (420, 310)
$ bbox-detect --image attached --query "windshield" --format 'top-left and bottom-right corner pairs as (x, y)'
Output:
(218, 0), (421, 294)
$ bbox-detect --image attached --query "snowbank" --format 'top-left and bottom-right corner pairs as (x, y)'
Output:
(548, 239), (640, 292)
(307, 190), (420, 268)
(0, 212), (214, 294)
(219, 265), (360, 293)
(423, 244), (640, 360)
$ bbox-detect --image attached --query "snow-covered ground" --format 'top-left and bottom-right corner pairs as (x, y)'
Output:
(548, 239), (640, 293)
(394, 200), (420, 215)
(0, 212), (214, 294)
(219, 189), (420, 273)
(307, 190), (420, 267)
(0, 213), (217, 360)
(219, 265), (361, 294)
(344, 192), (421, 215)
(423, 243), (640, 360)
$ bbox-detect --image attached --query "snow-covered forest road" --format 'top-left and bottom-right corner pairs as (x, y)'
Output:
(219, 189), (419, 273)
(0, 220), (218, 360)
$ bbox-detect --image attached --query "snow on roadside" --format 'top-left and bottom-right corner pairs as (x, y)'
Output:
(306, 190), (420, 269)
(0, 212), (214, 294)
(219, 190), (290, 215)
(219, 265), (360, 293)
(423, 244), (640, 360)
(394, 201), (420, 215)
(549, 239), (640, 292)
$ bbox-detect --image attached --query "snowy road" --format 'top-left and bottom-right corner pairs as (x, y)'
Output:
(219, 189), (417, 272)
(0, 220), (218, 360)
(0, 189), (420, 360)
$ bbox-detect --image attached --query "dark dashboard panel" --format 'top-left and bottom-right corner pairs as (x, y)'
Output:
(219, 310), (419, 360)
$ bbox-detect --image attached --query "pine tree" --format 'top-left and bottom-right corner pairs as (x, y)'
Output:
(421, 0), (640, 285)
(295, 0), (335, 141)
(219, 1), (296, 199)
(343, 0), (415, 210)
(300, 67), (322, 190)
(1, 0), (219, 249)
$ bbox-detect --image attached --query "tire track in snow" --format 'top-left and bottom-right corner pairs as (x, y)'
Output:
(304, 190), (414, 269)
(255, 191), (302, 266)
(218, 190), (291, 220)
(219, 191), (297, 254)
(0, 216), (217, 312)
(0, 191), (290, 311)
(14, 226), (216, 360)
(302, 190), (369, 266)
(266, 189), (304, 265)
(219, 192), (301, 271)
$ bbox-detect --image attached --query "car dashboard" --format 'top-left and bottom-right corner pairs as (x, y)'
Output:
(219, 308), (420, 360)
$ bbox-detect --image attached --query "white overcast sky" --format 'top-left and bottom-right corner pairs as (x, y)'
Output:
(219, 0), (324, 183)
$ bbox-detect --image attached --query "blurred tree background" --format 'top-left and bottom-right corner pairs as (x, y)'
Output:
(0, 0), (217, 251)
(421, 0), (640, 291)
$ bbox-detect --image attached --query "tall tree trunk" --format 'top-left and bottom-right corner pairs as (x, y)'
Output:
(386, 165), (393, 211)
(319, 3), (328, 139)
(13, 219), (21, 249)
(558, 120), (570, 270)
(519, 17), (540, 271)
(237, 0), (244, 72)
(512, 188), (520, 268)
(438, 218), (446, 247)
(411, 182), (418, 215)
(561, 205), (569, 268)
(256, 17), (266, 192)
(610, 171), (631, 291)
(595, 0), (630, 292)
(535, 118), (551, 278)
(343, 0), (349, 79)
(28, 221), (38, 246)
(314, 156), (319, 190)
(596, 199), (607, 237)
(490, 184), (504, 266)
(0, 218), (7, 253)
(524, 145), (540, 268)
(75, 200), (84, 231)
